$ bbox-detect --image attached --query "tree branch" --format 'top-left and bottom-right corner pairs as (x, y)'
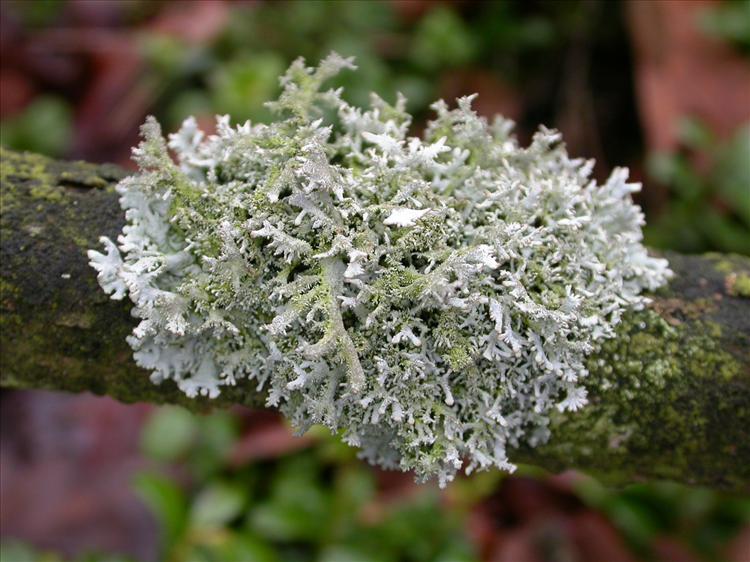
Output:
(1, 148), (748, 491)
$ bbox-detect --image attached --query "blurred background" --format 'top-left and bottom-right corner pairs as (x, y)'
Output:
(0, 1), (748, 561)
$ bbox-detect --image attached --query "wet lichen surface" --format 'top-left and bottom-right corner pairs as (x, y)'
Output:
(1, 149), (748, 489)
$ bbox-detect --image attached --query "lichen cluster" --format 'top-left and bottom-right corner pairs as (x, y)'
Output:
(88, 54), (670, 485)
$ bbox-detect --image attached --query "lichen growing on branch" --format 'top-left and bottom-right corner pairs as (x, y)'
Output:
(88, 53), (671, 485)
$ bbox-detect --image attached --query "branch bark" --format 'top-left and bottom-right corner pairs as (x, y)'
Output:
(1, 148), (748, 491)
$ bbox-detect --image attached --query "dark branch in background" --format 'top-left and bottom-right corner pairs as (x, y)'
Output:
(1, 149), (748, 492)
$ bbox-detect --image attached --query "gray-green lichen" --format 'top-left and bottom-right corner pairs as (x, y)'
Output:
(87, 54), (671, 485)
(2, 146), (749, 490)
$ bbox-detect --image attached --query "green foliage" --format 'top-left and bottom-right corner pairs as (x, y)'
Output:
(1, 0), (65, 26)
(411, 8), (478, 70)
(2, 406), (748, 562)
(134, 473), (189, 553)
(134, 0), (587, 128)
(131, 406), (750, 562)
(644, 119), (750, 255)
(190, 481), (248, 529)
(140, 405), (198, 462)
(4, 1), (746, 267)
(0, 542), (135, 562)
(133, 409), (479, 562)
(0, 96), (72, 158)
(208, 53), (285, 123)
(577, 479), (750, 561)
(700, 0), (750, 53)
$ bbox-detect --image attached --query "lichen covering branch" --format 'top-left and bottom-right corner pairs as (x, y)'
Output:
(87, 53), (671, 485)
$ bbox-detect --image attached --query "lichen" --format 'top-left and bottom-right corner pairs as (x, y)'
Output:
(87, 53), (671, 485)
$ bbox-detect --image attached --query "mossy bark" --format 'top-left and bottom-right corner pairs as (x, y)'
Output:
(0, 148), (264, 411)
(519, 254), (750, 492)
(1, 149), (748, 491)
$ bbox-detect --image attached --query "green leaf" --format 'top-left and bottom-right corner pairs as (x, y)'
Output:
(700, 210), (750, 255)
(210, 52), (285, 122)
(5, 0), (64, 27)
(677, 117), (714, 149)
(1, 96), (72, 157)
(249, 502), (325, 542)
(646, 152), (680, 185)
(604, 497), (660, 548)
(139, 34), (191, 78)
(333, 466), (375, 512)
(317, 546), (383, 562)
(411, 7), (478, 70)
(190, 411), (239, 479)
(134, 472), (189, 552)
(434, 543), (482, 562)
(700, 0), (750, 52)
(646, 152), (703, 201)
(167, 90), (213, 130)
(217, 535), (279, 562)
(248, 456), (332, 541)
(714, 124), (750, 225)
(183, 550), (212, 562)
(141, 406), (197, 462)
(190, 481), (247, 529)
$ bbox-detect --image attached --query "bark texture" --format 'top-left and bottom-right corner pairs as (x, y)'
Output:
(1, 148), (749, 491)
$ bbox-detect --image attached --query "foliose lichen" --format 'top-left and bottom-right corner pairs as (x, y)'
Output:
(88, 53), (671, 485)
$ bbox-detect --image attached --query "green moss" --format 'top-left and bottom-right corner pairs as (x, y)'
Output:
(1, 150), (208, 408)
(0, 148), (58, 208)
(447, 343), (475, 371)
(0, 279), (22, 334)
(1, 311), (263, 412)
(0, 145), (259, 411)
(0, 277), (19, 299)
(523, 308), (749, 490)
(713, 259), (735, 274)
(708, 253), (750, 278)
(731, 272), (750, 298)
(59, 170), (110, 189)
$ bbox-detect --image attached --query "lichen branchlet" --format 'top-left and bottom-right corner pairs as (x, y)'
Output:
(88, 53), (671, 486)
